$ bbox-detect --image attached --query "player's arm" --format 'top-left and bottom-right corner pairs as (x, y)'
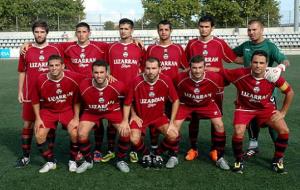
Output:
(234, 56), (244, 65)
(18, 72), (25, 103)
(118, 104), (131, 137)
(271, 80), (294, 122)
(129, 106), (143, 128)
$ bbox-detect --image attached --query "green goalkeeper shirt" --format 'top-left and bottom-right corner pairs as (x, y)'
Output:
(233, 38), (287, 67)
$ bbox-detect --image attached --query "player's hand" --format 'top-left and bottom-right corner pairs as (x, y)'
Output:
(20, 42), (31, 55)
(264, 67), (282, 83)
(68, 117), (79, 130)
(119, 120), (131, 137)
(34, 118), (45, 134)
(167, 122), (178, 137)
(18, 91), (24, 103)
(132, 38), (144, 49)
(107, 74), (117, 83)
(129, 114), (143, 128)
(271, 110), (285, 122)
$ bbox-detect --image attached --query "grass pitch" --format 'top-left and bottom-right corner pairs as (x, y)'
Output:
(0, 57), (299, 190)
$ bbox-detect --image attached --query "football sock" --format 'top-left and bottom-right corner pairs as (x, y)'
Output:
(79, 138), (92, 163)
(212, 131), (226, 159)
(133, 139), (149, 156)
(37, 141), (54, 162)
(232, 135), (244, 162)
(116, 135), (130, 160)
(21, 127), (33, 158)
(274, 133), (289, 161)
(188, 113), (199, 150)
(70, 142), (79, 161)
(47, 129), (56, 151)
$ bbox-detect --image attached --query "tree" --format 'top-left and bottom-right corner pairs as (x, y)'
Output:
(202, 0), (242, 27)
(0, 0), (85, 31)
(104, 21), (116, 30)
(142, 0), (201, 29)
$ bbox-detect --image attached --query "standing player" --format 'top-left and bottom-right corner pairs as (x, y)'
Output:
(76, 60), (131, 173)
(170, 55), (230, 170)
(16, 20), (62, 167)
(184, 15), (238, 161)
(59, 22), (110, 162)
(32, 55), (81, 173)
(122, 57), (180, 169)
(144, 19), (188, 157)
(103, 18), (145, 162)
(233, 19), (289, 159)
(222, 50), (294, 174)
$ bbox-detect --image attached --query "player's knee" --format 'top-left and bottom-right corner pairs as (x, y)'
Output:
(35, 132), (47, 144)
(77, 129), (88, 140)
(130, 135), (140, 145)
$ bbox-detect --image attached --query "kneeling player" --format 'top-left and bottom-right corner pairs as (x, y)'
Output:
(122, 57), (180, 169)
(32, 55), (81, 173)
(223, 50), (294, 174)
(170, 55), (230, 170)
(76, 60), (130, 173)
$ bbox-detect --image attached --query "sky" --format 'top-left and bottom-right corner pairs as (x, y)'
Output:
(83, 0), (294, 24)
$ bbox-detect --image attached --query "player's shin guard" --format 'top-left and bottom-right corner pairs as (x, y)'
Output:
(47, 129), (56, 151)
(133, 139), (150, 156)
(156, 135), (180, 156)
(232, 136), (244, 162)
(79, 138), (92, 162)
(212, 131), (226, 159)
(70, 142), (79, 161)
(116, 135), (130, 160)
(37, 142), (55, 162)
(94, 121), (104, 152)
(274, 134), (289, 161)
(188, 113), (199, 150)
(107, 123), (117, 152)
(21, 127), (33, 157)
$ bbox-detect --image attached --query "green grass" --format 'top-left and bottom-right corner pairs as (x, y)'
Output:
(0, 57), (299, 190)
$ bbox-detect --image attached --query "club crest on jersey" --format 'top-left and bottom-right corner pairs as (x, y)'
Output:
(98, 97), (105, 103)
(80, 53), (86, 59)
(194, 88), (200, 94)
(39, 55), (45, 61)
(253, 86), (260, 93)
(202, 50), (208, 56)
(56, 89), (62, 95)
(163, 53), (169, 60)
(123, 51), (128, 58)
(149, 91), (155, 97)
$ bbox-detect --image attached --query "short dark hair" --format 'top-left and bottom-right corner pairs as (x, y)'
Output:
(92, 60), (108, 71)
(145, 57), (161, 67)
(48, 54), (64, 65)
(248, 19), (264, 27)
(190, 55), (205, 67)
(76, 22), (90, 32)
(32, 20), (49, 34)
(119, 18), (134, 28)
(251, 50), (268, 62)
(157, 20), (172, 30)
(198, 15), (215, 27)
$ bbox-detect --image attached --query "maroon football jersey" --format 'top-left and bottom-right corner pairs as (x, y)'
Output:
(146, 43), (188, 81)
(176, 71), (224, 107)
(185, 36), (236, 68)
(79, 78), (125, 114)
(61, 41), (109, 77)
(124, 74), (178, 122)
(223, 68), (289, 110)
(31, 70), (80, 113)
(18, 43), (62, 101)
(108, 42), (144, 86)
